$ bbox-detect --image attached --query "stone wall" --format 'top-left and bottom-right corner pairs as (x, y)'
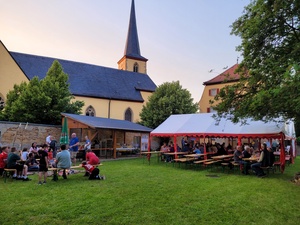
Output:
(0, 121), (61, 149)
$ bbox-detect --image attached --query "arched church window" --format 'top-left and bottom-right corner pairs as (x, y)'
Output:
(133, 63), (139, 73)
(0, 95), (5, 110)
(85, 105), (95, 117)
(125, 108), (133, 122)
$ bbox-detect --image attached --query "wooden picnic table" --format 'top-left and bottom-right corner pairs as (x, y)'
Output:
(163, 152), (187, 155)
(140, 151), (162, 164)
(184, 153), (206, 158)
(211, 154), (234, 160)
(242, 157), (258, 161)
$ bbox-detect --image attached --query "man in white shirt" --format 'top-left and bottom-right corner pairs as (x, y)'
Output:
(46, 134), (51, 145)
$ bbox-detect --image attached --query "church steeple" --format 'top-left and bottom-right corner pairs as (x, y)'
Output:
(118, 0), (148, 74)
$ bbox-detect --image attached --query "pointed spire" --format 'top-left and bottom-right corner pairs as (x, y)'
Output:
(124, 0), (147, 61)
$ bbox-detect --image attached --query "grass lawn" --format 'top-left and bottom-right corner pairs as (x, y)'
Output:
(1, 156), (300, 225)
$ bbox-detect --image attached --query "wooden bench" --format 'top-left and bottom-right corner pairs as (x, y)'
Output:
(173, 158), (194, 163)
(173, 158), (195, 168)
(193, 159), (213, 164)
(193, 159), (213, 170)
(204, 160), (221, 165)
(204, 160), (221, 170)
(273, 161), (281, 172)
(230, 161), (241, 174)
(285, 155), (291, 166)
(3, 168), (17, 183)
(48, 164), (102, 171)
(47, 164), (103, 180)
(220, 162), (230, 173)
(261, 166), (275, 174)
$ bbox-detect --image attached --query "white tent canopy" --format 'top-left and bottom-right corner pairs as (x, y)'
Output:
(151, 113), (295, 139)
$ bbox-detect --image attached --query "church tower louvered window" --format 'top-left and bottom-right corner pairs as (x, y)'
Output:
(133, 63), (139, 72)
(85, 105), (95, 117)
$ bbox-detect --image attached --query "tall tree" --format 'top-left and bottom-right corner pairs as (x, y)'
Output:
(2, 60), (84, 124)
(139, 81), (198, 129)
(212, 0), (300, 122)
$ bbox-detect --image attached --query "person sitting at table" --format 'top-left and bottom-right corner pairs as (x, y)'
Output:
(194, 142), (200, 149)
(0, 146), (9, 176)
(251, 143), (270, 177)
(168, 142), (175, 153)
(26, 153), (39, 171)
(193, 147), (201, 154)
(243, 146), (252, 158)
(160, 142), (169, 162)
(47, 148), (56, 168)
(216, 143), (227, 156)
(7, 147), (31, 181)
(163, 142), (176, 162)
(55, 144), (71, 179)
(176, 144), (182, 152)
(182, 140), (189, 152)
(29, 142), (38, 158)
(160, 142), (169, 152)
(192, 145), (203, 160)
(21, 147), (29, 161)
(234, 145), (250, 175)
(193, 142), (204, 154)
(226, 143), (233, 154)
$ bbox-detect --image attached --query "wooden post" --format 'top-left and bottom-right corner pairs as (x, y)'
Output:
(174, 135), (177, 159)
(113, 130), (117, 159)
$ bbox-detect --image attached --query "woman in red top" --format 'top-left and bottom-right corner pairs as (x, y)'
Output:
(0, 146), (9, 175)
(85, 149), (100, 165)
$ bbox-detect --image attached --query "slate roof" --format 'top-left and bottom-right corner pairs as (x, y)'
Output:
(62, 113), (152, 132)
(10, 52), (156, 102)
(124, 0), (147, 61)
(203, 64), (240, 85)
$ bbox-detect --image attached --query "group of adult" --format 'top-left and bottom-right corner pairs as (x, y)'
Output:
(0, 132), (100, 183)
(159, 138), (276, 178)
(160, 139), (231, 162)
(233, 143), (275, 177)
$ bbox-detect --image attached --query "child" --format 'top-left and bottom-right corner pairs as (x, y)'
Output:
(26, 153), (39, 171)
(81, 161), (104, 180)
(37, 148), (48, 185)
(21, 148), (29, 161)
(47, 148), (56, 168)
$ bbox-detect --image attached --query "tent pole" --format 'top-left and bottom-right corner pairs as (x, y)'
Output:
(113, 130), (117, 159)
(174, 135), (177, 152)
(204, 136), (207, 160)
(147, 136), (151, 152)
(238, 136), (241, 146)
(174, 135), (177, 159)
(280, 133), (285, 173)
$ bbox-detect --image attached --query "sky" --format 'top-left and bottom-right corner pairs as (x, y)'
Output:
(0, 0), (250, 103)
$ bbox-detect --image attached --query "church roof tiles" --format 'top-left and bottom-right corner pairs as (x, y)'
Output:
(10, 52), (156, 102)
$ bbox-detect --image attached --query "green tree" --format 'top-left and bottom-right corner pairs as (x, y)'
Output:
(139, 81), (198, 128)
(2, 60), (84, 124)
(212, 0), (300, 123)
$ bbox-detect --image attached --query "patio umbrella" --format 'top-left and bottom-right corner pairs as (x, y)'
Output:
(60, 117), (69, 145)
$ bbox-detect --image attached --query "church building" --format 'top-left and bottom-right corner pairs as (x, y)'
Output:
(0, 0), (156, 123)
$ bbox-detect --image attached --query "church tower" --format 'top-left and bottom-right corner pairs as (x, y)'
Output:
(118, 0), (148, 74)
